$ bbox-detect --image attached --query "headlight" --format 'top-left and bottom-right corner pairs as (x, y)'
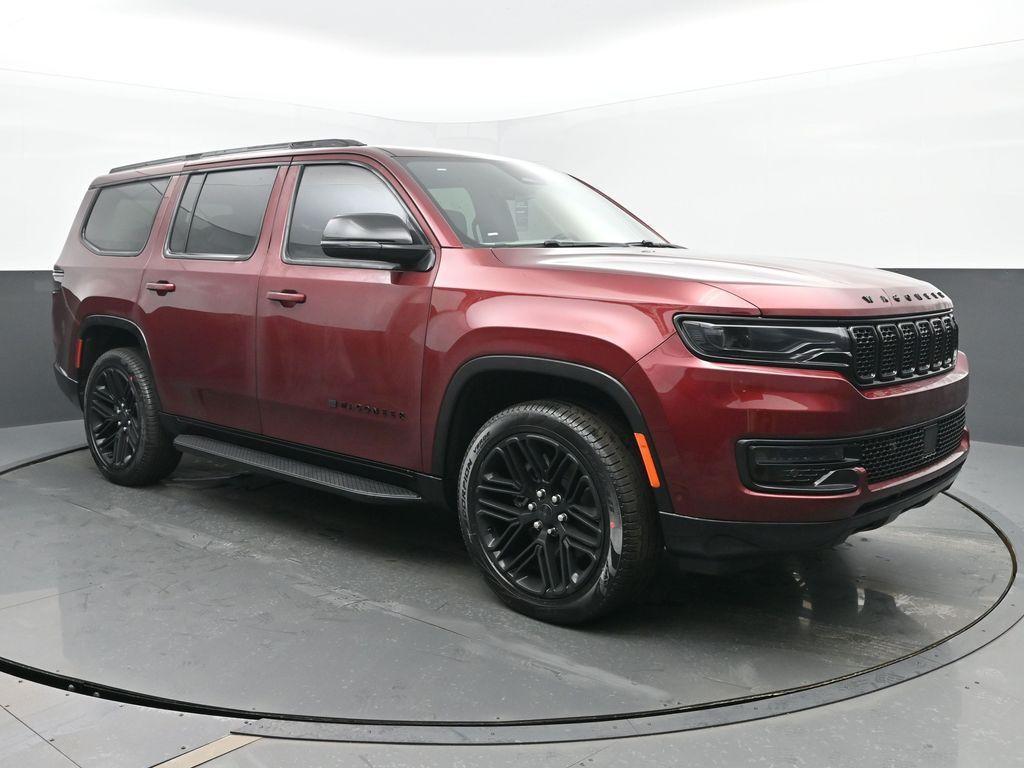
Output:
(676, 317), (852, 368)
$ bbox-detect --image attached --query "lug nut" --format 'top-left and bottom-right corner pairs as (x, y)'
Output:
(557, 513), (567, 522)
(527, 502), (536, 511)
(533, 520), (542, 530)
(551, 495), (561, 504)
(536, 489), (546, 499)
(547, 528), (557, 535)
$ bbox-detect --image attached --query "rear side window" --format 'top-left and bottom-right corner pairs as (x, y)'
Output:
(83, 178), (169, 255)
(168, 167), (277, 258)
(286, 164), (412, 263)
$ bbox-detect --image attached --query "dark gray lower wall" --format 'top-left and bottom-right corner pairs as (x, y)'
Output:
(0, 271), (80, 428)
(1, 269), (1021, 445)
(895, 269), (1023, 447)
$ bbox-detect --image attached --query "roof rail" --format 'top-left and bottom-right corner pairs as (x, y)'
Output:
(109, 139), (366, 174)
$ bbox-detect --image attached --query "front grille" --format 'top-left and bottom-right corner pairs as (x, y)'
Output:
(855, 408), (966, 483)
(848, 312), (957, 386)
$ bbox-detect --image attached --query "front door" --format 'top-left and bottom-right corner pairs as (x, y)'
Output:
(256, 160), (437, 471)
(138, 164), (286, 433)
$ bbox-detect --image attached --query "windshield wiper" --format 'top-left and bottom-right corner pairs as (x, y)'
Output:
(540, 240), (621, 248)
(625, 240), (683, 248)
(490, 240), (684, 248)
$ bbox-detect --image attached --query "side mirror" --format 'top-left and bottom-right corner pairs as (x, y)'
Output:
(320, 213), (431, 266)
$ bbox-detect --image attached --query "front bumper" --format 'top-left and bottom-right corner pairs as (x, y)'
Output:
(660, 459), (964, 566)
(623, 333), (970, 556)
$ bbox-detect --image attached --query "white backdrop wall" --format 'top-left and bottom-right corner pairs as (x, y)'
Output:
(0, 71), (436, 273)
(2, 40), (1023, 272)
(478, 42), (1024, 270)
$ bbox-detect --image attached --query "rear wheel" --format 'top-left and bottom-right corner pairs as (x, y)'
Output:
(84, 348), (180, 486)
(458, 401), (659, 624)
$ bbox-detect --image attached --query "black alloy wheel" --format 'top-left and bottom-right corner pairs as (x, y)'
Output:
(472, 433), (606, 598)
(87, 366), (142, 469)
(83, 347), (180, 486)
(458, 400), (660, 624)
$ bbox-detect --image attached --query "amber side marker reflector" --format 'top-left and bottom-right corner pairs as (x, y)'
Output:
(74, 339), (84, 371)
(634, 433), (661, 488)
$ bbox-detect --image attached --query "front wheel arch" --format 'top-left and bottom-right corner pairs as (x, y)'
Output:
(432, 356), (672, 515)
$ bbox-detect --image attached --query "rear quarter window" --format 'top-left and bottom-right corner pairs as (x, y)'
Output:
(83, 178), (169, 255)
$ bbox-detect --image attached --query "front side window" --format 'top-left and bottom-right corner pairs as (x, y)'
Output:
(400, 156), (668, 248)
(286, 164), (413, 263)
(168, 167), (277, 257)
(83, 178), (169, 254)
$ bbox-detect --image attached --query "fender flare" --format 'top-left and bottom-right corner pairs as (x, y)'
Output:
(430, 355), (672, 513)
(78, 315), (152, 359)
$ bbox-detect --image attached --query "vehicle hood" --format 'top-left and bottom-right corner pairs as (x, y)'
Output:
(492, 247), (953, 318)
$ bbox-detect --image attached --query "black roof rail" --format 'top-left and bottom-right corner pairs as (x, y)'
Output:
(109, 139), (366, 174)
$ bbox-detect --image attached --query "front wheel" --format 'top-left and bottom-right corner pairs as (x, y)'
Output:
(83, 347), (180, 486)
(458, 401), (660, 624)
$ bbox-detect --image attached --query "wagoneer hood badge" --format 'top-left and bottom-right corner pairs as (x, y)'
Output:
(861, 291), (946, 304)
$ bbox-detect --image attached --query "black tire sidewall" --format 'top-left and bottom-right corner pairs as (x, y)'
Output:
(84, 348), (176, 485)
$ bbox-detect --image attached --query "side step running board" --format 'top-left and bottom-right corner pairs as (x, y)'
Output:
(173, 434), (422, 504)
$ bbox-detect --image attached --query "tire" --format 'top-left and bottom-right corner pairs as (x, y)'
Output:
(83, 347), (180, 486)
(458, 400), (660, 624)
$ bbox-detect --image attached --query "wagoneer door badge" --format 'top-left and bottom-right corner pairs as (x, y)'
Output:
(328, 399), (407, 420)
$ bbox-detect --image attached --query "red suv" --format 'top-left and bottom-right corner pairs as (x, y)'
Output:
(52, 139), (969, 623)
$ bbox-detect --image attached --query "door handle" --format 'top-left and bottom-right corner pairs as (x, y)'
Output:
(145, 281), (175, 295)
(266, 290), (306, 306)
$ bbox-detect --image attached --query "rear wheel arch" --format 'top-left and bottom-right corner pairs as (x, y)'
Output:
(77, 316), (152, 397)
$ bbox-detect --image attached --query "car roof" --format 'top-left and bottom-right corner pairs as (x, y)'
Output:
(90, 140), (510, 188)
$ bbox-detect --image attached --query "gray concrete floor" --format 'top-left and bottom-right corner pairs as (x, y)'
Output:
(0, 423), (1021, 767)
(0, 420), (83, 473)
(0, 451), (1010, 723)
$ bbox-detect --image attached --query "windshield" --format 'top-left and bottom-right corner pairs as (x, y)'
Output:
(400, 156), (669, 248)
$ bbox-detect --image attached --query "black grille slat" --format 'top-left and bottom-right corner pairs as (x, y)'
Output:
(897, 322), (918, 376)
(915, 320), (933, 373)
(941, 316), (955, 365)
(877, 324), (899, 379)
(930, 317), (946, 370)
(850, 326), (879, 383)
(855, 408), (966, 483)
(848, 312), (955, 386)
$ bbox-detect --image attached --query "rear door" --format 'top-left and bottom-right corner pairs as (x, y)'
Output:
(256, 158), (438, 470)
(138, 162), (287, 433)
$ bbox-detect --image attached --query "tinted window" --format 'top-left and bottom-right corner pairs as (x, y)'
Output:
(168, 174), (202, 253)
(169, 167), (277, 257)
(287, 165), (411, 262)
(83, 178), (168, 254)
